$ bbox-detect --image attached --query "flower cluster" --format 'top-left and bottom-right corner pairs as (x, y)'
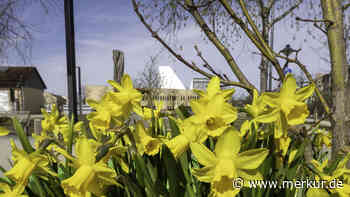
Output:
(0, 73), (345, 197)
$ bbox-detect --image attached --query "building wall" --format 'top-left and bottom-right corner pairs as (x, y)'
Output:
(141, 89), (200, 110)
(84, 85), (113, 103)
(23, 87), (45, 114)
(0, 89), (10, 111)
(191, 78), (209, 90)
(0, 88), (23, 111)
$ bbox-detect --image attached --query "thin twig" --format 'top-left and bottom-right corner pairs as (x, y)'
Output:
(194, 45), (224, 79)
(313, 23), (327, 35)
(187, 0), (216, 9)
(269, 0), (303, 28)
(343, 3), (350, 11)
(296, 17), (334, 29)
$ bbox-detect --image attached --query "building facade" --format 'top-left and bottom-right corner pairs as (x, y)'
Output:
(190, 78), (209, 90)
(0, 66), (46, 114)
(140, 88), (199, 110)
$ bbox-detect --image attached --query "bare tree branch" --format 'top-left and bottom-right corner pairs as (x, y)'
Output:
(194, 45), (224, 79)
(0, 0), (59, 63)
(184, 0), (216, 9)
(313, 23), (327, 35)
(238, 0), (273, 58)
(267, 0), (276, 13)
(220, 0), (284, 80)
(343, 3), (350, 11)
(269, 0), (303, 28)
(257, 0), (264, 15)
(132, 0), (252, 91)
(183, 0), (255, 90)
(296, 17), (334, 26)
(296, 16), (334, 32)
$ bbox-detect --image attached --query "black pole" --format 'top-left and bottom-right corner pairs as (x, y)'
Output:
(77, 66), (82, 116)
(64, 0), (78, 123)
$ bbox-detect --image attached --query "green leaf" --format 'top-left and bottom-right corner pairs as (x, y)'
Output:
(134, 154), (157, 197)
(168, 117), (180, 136)
(12, 118), (34, 153)
(162, 146), (185, 197)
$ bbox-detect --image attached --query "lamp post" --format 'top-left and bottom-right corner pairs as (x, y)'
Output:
(64, 0), (78, 123)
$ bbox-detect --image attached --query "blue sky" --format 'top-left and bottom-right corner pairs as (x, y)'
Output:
(9, 1), (330, 96)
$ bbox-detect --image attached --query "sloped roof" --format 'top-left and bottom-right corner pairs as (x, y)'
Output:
(158, 66), (186, 90)
(0, 66), (47, 89)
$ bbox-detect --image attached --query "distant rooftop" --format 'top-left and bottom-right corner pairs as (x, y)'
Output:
(0, 66), (46, 89)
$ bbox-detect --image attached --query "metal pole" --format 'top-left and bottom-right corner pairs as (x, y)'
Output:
(64, 0), (78, 123)
(77, 66), (82, 116)
(268, 7), (274, 91)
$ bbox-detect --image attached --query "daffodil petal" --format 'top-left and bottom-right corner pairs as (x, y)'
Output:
(191, 166), (215, 183)
(306, 188), (330, 197)
(121, 74), (133, 89)
(295, 83), (315, 101)
(107, 80), (123, 91)
(238, 169), (263, 181)
(215, 128), (240, 158)
(288, 149), (298, 165)
(281, 74), (298, 98)
(254, 109), (279, 123)
(190, 142), (217, 166)
(207, 77), (220, 95)
(236, 148), (269, 170)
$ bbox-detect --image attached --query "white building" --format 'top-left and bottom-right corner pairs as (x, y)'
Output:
(190, 77), (209, 90)
(158, 66), (186, 90)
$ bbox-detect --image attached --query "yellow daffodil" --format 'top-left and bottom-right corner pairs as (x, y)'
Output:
(134, 121), (166, 156)
(100, 142), (130, 174)
(166, 117), (207, 159)
(57, 137), (119, 197)
(5, 139), (57, 187)
(190, 128), (269, 197)
(239, 89), (268, 139)
(0, 183), (27, 197)
(41, 104), (60, 133)
(86, 92), (123, 131)
(139, 101), (163, 120)
(314, 129), (332, 148)
(275, 136), (291, 157)
(108, 74), (143, 118)
(287, 148), (298, 166)
(194, 76), (235, 103)
(40, 104), (83, 144)
(307, 155), (350, 197)
(189, 95), (237, 137)
(245, 89), (267, 118)
(258, 74), (314, 138)
(136, 101), (164, 129)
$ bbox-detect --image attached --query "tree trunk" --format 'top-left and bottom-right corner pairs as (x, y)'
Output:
(320, 0), (349, 159)
(260, 9), (269, 93)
